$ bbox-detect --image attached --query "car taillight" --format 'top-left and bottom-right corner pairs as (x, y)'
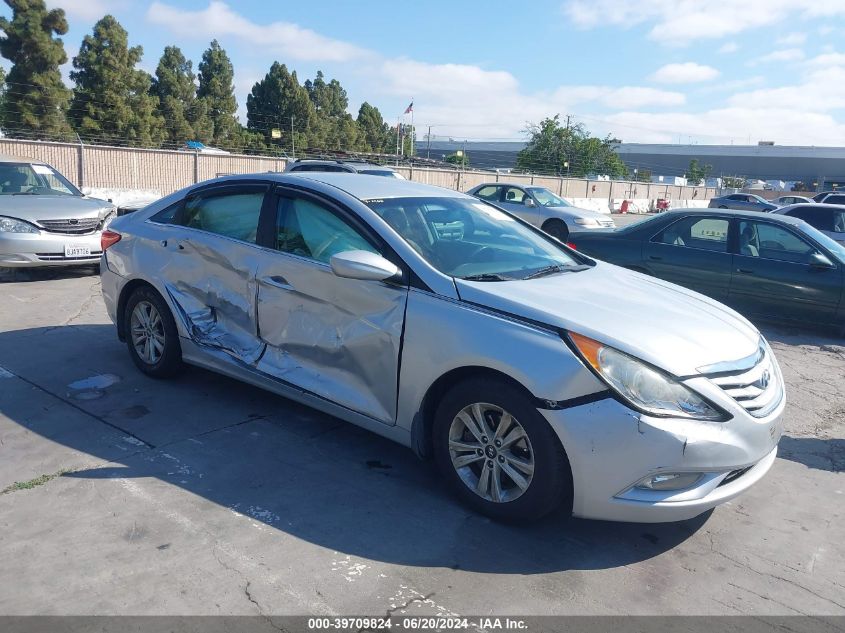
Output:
(566, 242), (577, 250)
(101, 230), (122, 252)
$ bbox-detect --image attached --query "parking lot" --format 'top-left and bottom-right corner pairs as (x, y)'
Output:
(0, 227), (843, 619)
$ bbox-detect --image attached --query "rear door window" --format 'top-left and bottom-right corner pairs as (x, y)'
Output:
(174, 188), (265, 243)
(654, 216), (729, 252)
(474, 185), (500, 201)
(784, 206), (834, 231)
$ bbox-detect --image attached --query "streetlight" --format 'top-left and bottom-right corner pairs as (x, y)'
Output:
(563, 160), (570, 177)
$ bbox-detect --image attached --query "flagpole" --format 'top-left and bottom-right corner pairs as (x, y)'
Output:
(410, 98), (414, 158)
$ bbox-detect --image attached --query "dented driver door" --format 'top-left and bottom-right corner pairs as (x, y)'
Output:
(254, 190), (409, 425)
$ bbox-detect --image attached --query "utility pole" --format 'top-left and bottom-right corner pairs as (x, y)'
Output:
(426, 126), (432, 160)
(291, 116), (295, 160)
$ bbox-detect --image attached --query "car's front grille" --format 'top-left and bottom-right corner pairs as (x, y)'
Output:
(35, 251), (102, 261)
(700, 343), (783, 418)
(37, 218), (102, 235)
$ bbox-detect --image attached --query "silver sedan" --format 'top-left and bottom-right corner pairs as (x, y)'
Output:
(100, 173), (783, 523)
(467, 183), (614, 240)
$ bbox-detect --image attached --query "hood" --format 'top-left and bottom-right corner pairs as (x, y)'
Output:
(455, 262), (759, 377)
(0, 195), (113, 221)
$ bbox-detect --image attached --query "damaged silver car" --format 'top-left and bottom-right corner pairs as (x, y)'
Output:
(100, 173), (784, 523)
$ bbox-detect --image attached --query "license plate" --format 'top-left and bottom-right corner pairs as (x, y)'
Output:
(64, 245), (92, 258)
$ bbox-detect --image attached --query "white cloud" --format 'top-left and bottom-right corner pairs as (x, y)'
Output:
(776, 32), (807, 45)
(729, 63), (845, 111)
(562, 0), (845, 45)
(46, 0), (123, 21)
(805, 51), (845, 67)
(750, 48), (805, 65)
(650, 62), (720, 84)
(718, 42), (738, 54)
(146, 1), (370, 62)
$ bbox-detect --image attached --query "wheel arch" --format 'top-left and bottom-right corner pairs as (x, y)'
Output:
(116, 279), (165, 341)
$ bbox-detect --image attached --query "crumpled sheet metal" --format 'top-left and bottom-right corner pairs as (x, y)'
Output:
(255, 264), (407, 425)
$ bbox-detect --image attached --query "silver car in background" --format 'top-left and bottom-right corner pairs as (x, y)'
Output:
(467, 182), (614, 241)
(0, 154), (116, 267)
(100, 173), (783, 524)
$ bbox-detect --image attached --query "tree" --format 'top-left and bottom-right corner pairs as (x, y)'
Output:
(70, 15), (164, 146)
(246, 61), (314, 153)
(633, 168), (652, 183)
(791, 181), (808, 192)
(304, 70), (348, 118)
(516, 115), (627, 178)
(685, 159), (712, 185)
(444, 151), (469, 168)
(722, 175), (746, 189)
(356, 102), (393, 152)
(197, 40), (238, 146)
(152, 46), (209, 146)
(0, 0), (72, 139)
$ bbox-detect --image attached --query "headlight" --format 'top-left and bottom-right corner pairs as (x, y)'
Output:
(573, 217), (599, 226)
(569, 332), (727, 421)
(0, 216), (39, 234)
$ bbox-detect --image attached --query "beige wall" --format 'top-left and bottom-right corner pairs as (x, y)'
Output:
(0, 139), (715, 201)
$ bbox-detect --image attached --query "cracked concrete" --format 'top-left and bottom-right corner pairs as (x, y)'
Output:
(0, 269), (843, 617)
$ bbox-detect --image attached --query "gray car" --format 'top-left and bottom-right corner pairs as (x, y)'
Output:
(467, 182), (614, 240)
(100, 173), (783, 523)
(709, 193), (777, 212)
(285, 158), (404, 178)
(771, 203), (845, 244)
(0, 154), (116, 267)
(772, 195), (814, 206)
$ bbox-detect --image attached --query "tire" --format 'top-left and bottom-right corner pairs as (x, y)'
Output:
(433, 378), (571, 522)
(542, 219), (569, 242)
(123, 285), (183, 378)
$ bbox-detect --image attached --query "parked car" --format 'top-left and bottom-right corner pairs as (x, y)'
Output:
(568, 209), (845, 331)
(467, 182), (614, 240)
(771, 204), (845, 244)
(180, 141), (230, 155)
(813, 191), (840, 202)
(101, 173), (783, 524)
(708, 193), (778, 212)
(772, 195), (814, 206)
(285, 159), (404, 179)
(812, 193), (845, 206)
(0, 154), (116, 268)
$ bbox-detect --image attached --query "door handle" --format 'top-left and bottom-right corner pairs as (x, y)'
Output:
(735, 268), (754, 274)
(262, 275), (294, 291)
(648, 255), (663, 261)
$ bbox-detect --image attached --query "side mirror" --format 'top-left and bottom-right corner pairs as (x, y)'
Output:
(524, 197), (536, 208)
(809, 252), (835, 269)
(330, 250), (400, 281)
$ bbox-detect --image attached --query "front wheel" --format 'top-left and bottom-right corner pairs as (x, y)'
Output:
(433, 378), (571, 522)
(542, 219), (569, 242)
(124, 286), (183, 378)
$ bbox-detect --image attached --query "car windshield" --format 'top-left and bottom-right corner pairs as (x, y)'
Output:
(527, 187), (570, 207)
(360, 169), (400, 178)
(0, 162), (81, 196)
(365, 196), (582, 280)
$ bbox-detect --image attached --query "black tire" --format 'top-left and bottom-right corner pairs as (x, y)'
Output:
(433, 378), (571, 522)
(542, 219), (569, 242)
(123, 285), (183, 378)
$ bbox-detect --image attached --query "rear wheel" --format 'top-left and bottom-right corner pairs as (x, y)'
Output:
(433, 378), (571, 522)
(124, 286), (183, 378)
(542, 219), (569, 242)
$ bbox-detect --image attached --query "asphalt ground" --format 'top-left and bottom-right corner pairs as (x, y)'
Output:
(0, 241), (843, 621)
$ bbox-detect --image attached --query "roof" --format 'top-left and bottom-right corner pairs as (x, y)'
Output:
(206, 172), (470, 200)
(660, 208), (805, 226)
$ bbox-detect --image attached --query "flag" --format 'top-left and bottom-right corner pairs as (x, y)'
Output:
(404, 101), (413, 114)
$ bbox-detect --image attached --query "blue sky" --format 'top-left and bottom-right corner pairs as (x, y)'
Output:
(7, 0), (845, 144)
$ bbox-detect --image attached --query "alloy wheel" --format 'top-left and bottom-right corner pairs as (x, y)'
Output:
(448, 402), (535, 503)
(130, 300), (166, 365)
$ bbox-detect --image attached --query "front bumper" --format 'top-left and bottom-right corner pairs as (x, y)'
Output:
(0, 231), (102, 267)
(540, 395), (783, 523)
